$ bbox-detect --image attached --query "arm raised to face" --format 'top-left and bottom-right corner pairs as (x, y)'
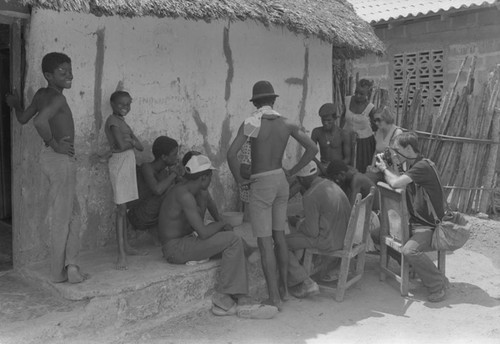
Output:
(288, 121), (318, 177)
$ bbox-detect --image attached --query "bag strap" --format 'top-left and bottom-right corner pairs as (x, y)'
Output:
(413, 158), (451, 225)
(422, 158), (449, 211)
(407, 159), (441, 225)
(388, 126), (401, 144)
(419, 187), (441, 225)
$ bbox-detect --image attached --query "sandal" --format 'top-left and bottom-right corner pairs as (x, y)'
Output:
(236, 304), (278, 319)
(322, 269), (339, 282)
(211, 292), (236, 311)
(185, 258), (210, 266)
(211, 304), (237, 316)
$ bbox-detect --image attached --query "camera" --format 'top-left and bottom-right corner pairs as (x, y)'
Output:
(376, 148), (394, 167)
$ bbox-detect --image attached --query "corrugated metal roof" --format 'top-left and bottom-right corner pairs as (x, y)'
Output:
(348, 0), (499, 23)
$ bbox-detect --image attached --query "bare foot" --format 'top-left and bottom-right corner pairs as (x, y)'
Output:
(279, 286), (291, 302)
(52, 270), (68, 283)
(125, 245), (149, 256)
(263, 298), (283, 312)
(116, 256), (128, 270)
(67, 265), (89, 283)
(53, 277), (68, 283)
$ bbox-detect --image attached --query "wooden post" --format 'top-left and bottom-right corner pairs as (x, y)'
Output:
(10, 18), (23, 269)
(479, 67), (500, 212)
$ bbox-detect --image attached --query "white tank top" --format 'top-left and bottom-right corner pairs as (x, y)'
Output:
(344, 96), (374, 139)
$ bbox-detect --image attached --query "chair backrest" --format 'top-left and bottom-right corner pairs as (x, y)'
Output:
(377, 182), (410, 243)
(342, 186), (376, 250)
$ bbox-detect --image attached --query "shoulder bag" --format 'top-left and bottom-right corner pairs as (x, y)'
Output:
(416, 159), (471, 251)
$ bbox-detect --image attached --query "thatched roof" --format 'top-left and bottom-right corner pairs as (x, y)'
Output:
(21, 0), (384, 59)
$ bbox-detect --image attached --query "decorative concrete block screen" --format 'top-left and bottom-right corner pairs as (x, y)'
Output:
(393, 50), (444, 108)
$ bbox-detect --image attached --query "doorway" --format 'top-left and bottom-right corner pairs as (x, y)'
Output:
(0, 23), (12, 272)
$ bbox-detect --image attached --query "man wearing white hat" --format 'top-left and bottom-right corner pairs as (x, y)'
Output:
(286, 161), (351, 298)
(159, 154), (278, 319)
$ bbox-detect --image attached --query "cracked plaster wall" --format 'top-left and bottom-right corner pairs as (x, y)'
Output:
(13, 9), (331, 267)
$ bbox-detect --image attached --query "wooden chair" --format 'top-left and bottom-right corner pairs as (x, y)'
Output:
(377, 182), (446, 296)
(303, 186), (375, 302)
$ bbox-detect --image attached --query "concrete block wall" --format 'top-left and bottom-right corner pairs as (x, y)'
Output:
(351, 53), (390, 90)
(353, 7), (500, 104)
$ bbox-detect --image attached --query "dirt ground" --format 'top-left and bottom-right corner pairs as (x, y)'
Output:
(1, 215), (499, 344)
(116, 215), (500, 344)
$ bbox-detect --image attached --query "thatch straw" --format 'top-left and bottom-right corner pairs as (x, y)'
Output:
(20, 0), (385, 59)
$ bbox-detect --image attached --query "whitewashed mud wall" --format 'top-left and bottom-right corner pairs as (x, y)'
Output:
(13, 9), (331, 267)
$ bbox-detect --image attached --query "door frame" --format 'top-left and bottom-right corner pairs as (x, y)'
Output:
(0, 12), (27, 268)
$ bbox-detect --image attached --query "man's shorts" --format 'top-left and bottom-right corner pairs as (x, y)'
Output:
(249, 169), (289, 238)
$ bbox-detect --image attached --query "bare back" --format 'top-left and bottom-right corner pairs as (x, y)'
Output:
(251, 116), (291, 174)
(158, 183), (195, 244)
(37, 88), (75, 143)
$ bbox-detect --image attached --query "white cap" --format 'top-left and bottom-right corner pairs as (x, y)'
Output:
(185, 154), (216, 174)
(296, 161), (318, 177)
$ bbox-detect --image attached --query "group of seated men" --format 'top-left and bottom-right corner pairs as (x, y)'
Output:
(302, 103), (448, 303)
(126, 82), (448, 321)
(125, 135), (353, 319)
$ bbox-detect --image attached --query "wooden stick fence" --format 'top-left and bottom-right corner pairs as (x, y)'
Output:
(397, 58), (500, 213)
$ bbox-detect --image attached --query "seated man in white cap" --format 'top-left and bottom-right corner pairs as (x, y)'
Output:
(158, 154), (278, 319)
(286, 161), (351, 298)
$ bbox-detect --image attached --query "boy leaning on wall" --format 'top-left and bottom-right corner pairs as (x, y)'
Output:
(104, 90), (148, 270)
(6, 52), (88, 283)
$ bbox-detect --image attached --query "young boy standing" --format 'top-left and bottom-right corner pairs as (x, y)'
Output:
(6, 52), (87, 283)
(104, 90), (144, 270)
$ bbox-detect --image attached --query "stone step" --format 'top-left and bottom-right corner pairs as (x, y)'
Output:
(17, 224), (265, 331)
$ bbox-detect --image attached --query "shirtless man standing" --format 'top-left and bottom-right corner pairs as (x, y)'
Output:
(227, 81), (318, 310)
(6, 52), (87, 283)
(311, 103), (351, 172)
(159, 154), (278, 319)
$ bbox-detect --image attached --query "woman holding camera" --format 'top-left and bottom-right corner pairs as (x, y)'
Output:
(366, 106), (403, 183)
(374, 106), (403, 154)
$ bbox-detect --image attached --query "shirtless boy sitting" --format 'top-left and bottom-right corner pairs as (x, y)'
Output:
(6, 52), (87, 283)
(127, 136), (182, 233)
(159, 154), (278, 319)
(227, 81), (318, 310)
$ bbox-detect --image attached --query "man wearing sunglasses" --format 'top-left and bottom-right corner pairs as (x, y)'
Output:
(375, 132), (448, 302)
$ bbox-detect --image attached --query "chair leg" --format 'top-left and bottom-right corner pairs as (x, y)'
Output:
(438, 251), (446, 275)
(355, 251), (366, 276)
(335, 257), (350, 302)
(303, 250), (313, 276)
(379, 243), (387, 281)
(400, 255), (409, 296)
